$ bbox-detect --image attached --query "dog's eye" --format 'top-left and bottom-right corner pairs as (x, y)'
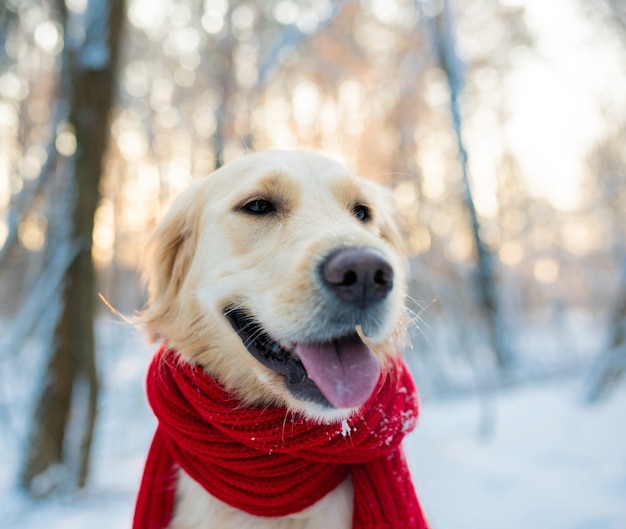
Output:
(353, 205), (370, 222)
(242, 199), (275, 215)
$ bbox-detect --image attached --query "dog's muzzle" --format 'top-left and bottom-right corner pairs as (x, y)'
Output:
(225, 246), (396, 409)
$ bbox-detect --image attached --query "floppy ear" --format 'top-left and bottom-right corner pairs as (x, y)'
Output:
(139, 181), (204, 341)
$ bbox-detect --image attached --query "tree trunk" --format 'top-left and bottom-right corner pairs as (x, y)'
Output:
(586, 256), (626, 402)
(213, 16), (236, 170)
(20, 0), (126, 495)
(429, 0), (512, 368)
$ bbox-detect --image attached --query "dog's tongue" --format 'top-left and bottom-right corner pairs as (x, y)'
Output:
(295, 335), (380, 409)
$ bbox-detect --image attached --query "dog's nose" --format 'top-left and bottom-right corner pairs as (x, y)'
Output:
(321, 247), (394, 306)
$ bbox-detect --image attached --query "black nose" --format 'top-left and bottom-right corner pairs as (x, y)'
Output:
(321, 247), (394, 307)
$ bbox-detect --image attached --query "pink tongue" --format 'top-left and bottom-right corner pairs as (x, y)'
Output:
(295, 335), (380, 409)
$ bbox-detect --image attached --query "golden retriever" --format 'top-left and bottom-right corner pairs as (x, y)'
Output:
(140, 150), (410, 529)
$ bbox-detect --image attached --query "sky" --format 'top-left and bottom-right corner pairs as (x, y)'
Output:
(500, 0), (625, 211)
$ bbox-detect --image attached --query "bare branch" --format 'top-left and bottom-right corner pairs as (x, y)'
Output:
(418, 0), (512, 368)
(0, 238), (81, 360)
(258, 0), (349, 88)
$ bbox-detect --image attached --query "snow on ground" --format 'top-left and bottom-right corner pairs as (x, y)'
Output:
(1, 323), (625, 529)
(406, 382), (626, 529)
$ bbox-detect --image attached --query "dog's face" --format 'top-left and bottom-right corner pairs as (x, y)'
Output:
(141, 150), (408, 420)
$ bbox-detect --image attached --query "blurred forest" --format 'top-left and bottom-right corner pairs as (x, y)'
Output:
(1, 0), (625, 495)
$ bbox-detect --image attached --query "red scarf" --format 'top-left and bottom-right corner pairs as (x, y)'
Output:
(133, 346), (428, 529)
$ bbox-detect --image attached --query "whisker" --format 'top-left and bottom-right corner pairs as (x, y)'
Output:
(402, 296), (437, 351)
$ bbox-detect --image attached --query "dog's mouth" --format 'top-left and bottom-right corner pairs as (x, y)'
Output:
(225, 308), (381, 409)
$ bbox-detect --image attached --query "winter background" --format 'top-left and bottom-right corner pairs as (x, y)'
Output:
(1, 321), (625, 529)
(1, 0), (626, 528)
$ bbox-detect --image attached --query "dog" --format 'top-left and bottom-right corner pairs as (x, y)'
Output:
(138, 150), (415, 529)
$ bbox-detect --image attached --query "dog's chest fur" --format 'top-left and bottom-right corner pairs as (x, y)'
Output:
(170, 470), (354, 529)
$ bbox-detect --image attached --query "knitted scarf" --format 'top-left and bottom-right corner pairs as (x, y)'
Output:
(133, 346), (428, 529)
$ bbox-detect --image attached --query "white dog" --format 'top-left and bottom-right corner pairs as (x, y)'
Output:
(134, 151), (426, 529)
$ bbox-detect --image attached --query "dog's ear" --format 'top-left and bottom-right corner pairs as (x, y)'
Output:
(139, 181), (204, 341)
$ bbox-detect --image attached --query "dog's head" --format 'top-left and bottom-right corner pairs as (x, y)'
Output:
(140, 150), (408, 420)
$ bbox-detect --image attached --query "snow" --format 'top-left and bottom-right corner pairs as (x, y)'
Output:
(406, 383), (626, 529)
(1, 322), (625, 529)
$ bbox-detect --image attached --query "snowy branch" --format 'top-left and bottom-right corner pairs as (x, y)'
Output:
(0, 239), (81, 360)
(67, 0), (113, 70)
(80, 0), (111, 69)
(0, 118), (62, 265)
(416, 0), (511, 367)
(257, 0), (348, 88)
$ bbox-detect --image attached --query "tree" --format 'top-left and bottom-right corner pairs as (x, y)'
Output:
(20, 0), (126, 495)
(419, 0), (512, 369)
(585, 131), (626, 401)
